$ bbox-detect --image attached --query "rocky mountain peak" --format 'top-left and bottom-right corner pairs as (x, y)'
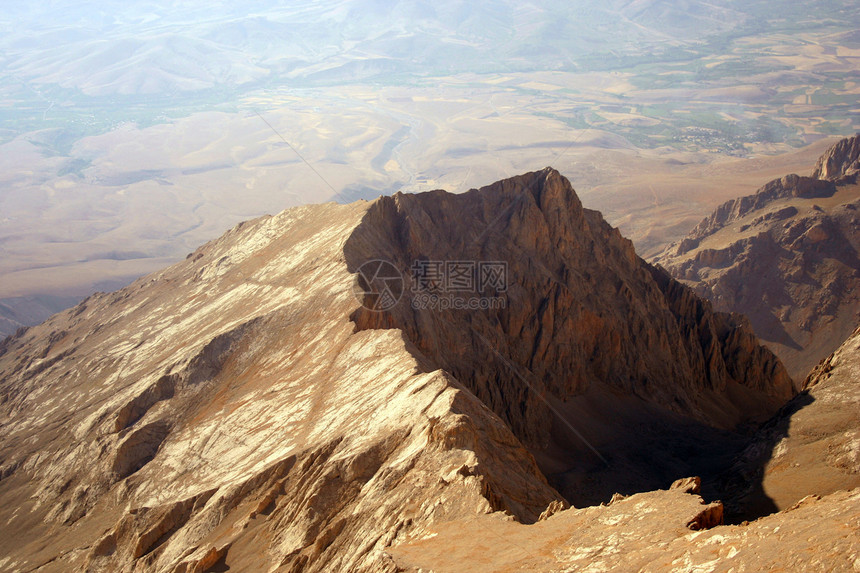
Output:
(347, 168), (794, 507)
(350, 168), (793, 436)
(654, 138), (860, 381)
(812, 133), (860, 182)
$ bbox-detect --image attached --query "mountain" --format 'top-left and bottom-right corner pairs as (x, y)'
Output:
(0, 295), (84, 339)
(653, 134), (860, 380)
(0, 199), (562, 573)
(0, 169), (802, 572)
(0, 0), (763, 96)
(4, 0), (859, 316)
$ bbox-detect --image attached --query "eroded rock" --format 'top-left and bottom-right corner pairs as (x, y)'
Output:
(654, 135), (860, 380)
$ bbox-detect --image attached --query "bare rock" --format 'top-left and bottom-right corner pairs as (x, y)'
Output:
(685, 501), (724, 530)
(670, 476), (702, 494)
(654, 138), (860, 380)
(348, 168), (794, 447)
(538, 499), (569, 521)
(390, 487), (860, 572)
(813, 133), (860, 182)
(682, 174), (836, 241)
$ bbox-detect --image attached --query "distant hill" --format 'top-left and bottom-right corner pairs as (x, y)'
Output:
(0, 295), (83, 339)
(654, 134), (860, 380)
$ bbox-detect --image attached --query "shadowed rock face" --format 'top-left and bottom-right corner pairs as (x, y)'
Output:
(347, 167), (794, 446)
(346, 168), (795, 508)
(654, 135), (860, 380)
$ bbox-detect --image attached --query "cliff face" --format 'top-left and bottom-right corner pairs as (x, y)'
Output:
(347, 168), (794, 446)
(346, 168), (794, 507)
(813, 132), (860, 182)
(655, 135), (860, 380)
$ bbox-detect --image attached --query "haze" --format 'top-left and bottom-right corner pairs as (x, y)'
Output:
(1, 0), (858, 335)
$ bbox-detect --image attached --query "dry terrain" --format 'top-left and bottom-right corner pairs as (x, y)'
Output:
(0, 170), (831, 572)
(2, 1), (859, 335)
(655, 135), (860, 380)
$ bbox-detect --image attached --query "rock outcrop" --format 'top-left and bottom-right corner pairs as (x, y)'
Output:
(654, 135), (860, 380)
(813, 132), (860, 182)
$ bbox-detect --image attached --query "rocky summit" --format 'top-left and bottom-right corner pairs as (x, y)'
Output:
(347, 168), (794, 507)
(0, 168), (855, 572)
(654, 134), (860, 380)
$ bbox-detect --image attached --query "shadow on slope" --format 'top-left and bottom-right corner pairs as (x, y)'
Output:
(535, 385), (751, 509)
(718, 391), (816, 523)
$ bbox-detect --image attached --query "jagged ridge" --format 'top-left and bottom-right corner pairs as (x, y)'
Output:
(813, 132), (860, 182)
(653, 135), (860, 380)
(675, 174), (835, 255)
(348, 167), (793, 446)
